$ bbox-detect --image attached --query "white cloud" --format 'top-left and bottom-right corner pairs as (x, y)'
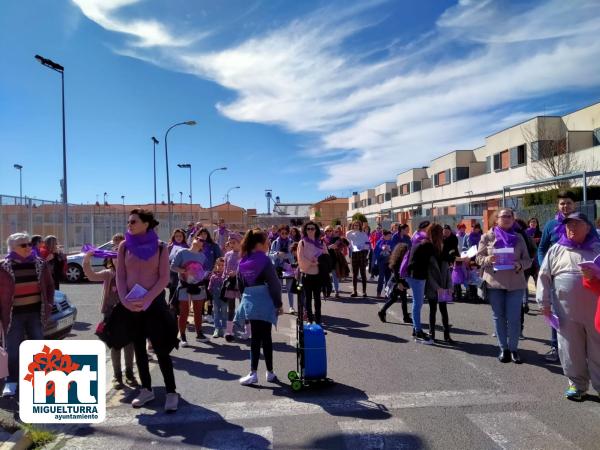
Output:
(70, 0), (600, 191)
(71, 0), (195, 47)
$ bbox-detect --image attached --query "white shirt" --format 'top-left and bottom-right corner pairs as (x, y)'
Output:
(346, 231), (370, 253)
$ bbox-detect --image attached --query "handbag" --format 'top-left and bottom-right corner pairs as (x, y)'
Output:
(0, 323), (9, 379)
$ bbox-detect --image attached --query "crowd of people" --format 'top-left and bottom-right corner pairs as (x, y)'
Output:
(2, 190), (600, 411)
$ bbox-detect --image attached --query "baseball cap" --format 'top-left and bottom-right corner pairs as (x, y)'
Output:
(562, 212), (590, 224)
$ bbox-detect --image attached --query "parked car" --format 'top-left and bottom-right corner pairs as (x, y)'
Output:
(44, 290), (78, 339)
(66, 241), (113, 282)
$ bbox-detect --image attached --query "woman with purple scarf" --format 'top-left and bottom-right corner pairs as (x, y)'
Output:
(235, 229), (283, 386)
(0, 232), (54, 397)
(116, 209), (179, 412)
(537, 212), (600, 401)
(467, 223), (483, 249)
(476, 209), (532, 364)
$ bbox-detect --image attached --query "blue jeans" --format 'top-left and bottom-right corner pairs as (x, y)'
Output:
(285, 278), (295, 309)
(212, 297), (228, 330)
(7, 310), (44, 382)
(406, 277), (426, 332)
(331, 272), (339, 293)
(377, 264), (392, 295)
(488, 288), (524, 352)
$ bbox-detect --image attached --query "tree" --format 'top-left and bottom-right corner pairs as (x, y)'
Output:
(521, 117), (583, 190)
(331, 218), (342, 226)
(352, 212), (367, 223)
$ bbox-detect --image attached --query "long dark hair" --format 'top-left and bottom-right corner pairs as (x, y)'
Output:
(302, 221), (322, 240)
(428, 224), (444, 255)
(197, 227), (215, 245)
(130, 208), (159, 230)
(389, 243), (408, 270)
(169, 228), (187, 245)
(241, 229), (267, 257)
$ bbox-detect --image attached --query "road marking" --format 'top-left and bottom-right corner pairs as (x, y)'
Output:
(467, 411), (580, 450)
(97, 389), (536, 427)
(338, 418), (418, 450)
(200, 426), (272, 450)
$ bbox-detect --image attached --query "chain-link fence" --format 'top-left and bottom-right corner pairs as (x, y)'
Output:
(0, 195), (207, 254)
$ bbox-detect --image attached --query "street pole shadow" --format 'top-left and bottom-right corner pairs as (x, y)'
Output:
(324, 315), (407, 343)
(306, 431), (425, 450)
(271, 381), (392, 420)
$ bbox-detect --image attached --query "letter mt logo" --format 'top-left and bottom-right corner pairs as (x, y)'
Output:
(19, 340), (105, 423)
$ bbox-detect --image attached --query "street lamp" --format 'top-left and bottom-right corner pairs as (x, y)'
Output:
(179, 191), (183, 204)
(177, 163), (193, 222)
(151, 137), (159, 213)
(208, 167), (227, 229)
(164, 121), (196, 232)
(465, 190), (473, 216)
(35, 54), (69, 250)
(13, 164), (23, 205)
(121, 195), (126, 224)
(103, 192), (108, 205)
(226, 186), (240, 204)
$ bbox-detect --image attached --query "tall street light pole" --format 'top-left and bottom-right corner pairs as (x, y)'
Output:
(35, 54), (68, 250)
(121, 195), (126, 224)
(226, 185), (240, 204)
(208, 167), (227, 229)
(164, 121), (196, 233)
(152, 137), (159, 213)
(13, 164), (23, 205)
(177, 163), (193, 222)
(179, 191), (183, 204)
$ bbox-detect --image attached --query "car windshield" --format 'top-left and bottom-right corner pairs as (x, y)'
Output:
(98, 242), (114, 250)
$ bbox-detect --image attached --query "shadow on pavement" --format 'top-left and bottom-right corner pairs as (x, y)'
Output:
(273, 381), (392, 420)
(170, 354), (239, 381)
(324, 315), (407, 343)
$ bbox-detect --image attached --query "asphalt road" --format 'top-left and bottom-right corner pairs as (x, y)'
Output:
(6, 279), (600, 449)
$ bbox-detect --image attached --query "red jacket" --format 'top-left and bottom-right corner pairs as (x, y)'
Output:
(582, 277), (600, 333)
(0, 258), (55, 333)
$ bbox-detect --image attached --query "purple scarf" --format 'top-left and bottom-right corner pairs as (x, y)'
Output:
(553, 211), (566, 237)
(493, 225), (519, 248)
(6, 251), (36, 263)
(81, 244), (118, 259)
(218, 225), (228, 236)
(124, 229), (159, 260)
(467, 231), (482, 247)
(558, 229), (599, 251)
(302, 236), (323, 251)
(456, 230), (466, 237)
(239, 251), (270, 286)
(411, 230), (427, 245)
(525, 227), (536, 238)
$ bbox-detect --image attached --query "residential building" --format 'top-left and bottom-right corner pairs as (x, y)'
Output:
(347, 101), (600, 230)
(309, 196), (349, 225)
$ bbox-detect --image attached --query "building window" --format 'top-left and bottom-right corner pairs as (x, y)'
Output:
(485, 156), (491, 174)
(400, 183), (410, 195)
(434, 169), (451, 187)
(493, 150), (509, 171)
(411, 180), (422, 192)
(510, 144), (526, 167)
(452, 166), (469, 182)
(385, 193), (391, 201)
(531, 140), (566, 161)
(593, 128), (600, 146)
(391, 188), (398, 197)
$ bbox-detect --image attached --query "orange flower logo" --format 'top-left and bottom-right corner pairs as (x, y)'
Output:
(23, 345), (80, 396)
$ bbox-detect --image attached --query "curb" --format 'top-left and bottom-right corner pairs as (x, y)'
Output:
(0, 429), (32, 450)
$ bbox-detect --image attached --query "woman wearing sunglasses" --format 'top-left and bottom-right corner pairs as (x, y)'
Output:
(298, 221), (327, 326)
(0, 232), (55, 397)
(116, 209), (179, 412)
(476, 208), (532, 364)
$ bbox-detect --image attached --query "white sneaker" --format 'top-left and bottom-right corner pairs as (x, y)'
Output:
(2, 382), (17, 397)
(131, 388), (155, 408)
(180, 340), (188, 348)
(289, 307), (296, 314)
(239, 372), (258, 385)
(266, 371), (278, 382)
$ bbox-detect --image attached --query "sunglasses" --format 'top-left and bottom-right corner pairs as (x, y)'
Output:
(306, 227), (316, 231)
(18, 243), (33, 248)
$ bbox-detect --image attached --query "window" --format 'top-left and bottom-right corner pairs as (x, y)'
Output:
(485, 156), (491, 174)
(411, 180), (422, 192)
(434, 169), (451, 187)
(493, 150), (509, 171)
(391, 188), (398, 197)
(510, 144), (526, 167)
(376, 194), (384, 204)
(400, 183), (410, 195)
(531, 140), (565, 161)
(594, 128), (600, 146)
(452, 166), (469, 181)
(385, 193), (391, 201)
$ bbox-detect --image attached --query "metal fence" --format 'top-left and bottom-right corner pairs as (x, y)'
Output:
(0, 195), (202, 254)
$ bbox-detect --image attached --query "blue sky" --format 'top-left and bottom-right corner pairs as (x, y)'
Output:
(1, 0), (600, 212)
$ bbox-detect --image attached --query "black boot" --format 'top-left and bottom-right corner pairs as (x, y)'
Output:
(403, 314), (413, 324)
(444, 328), (455, 344)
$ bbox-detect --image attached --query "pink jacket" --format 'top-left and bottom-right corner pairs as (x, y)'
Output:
(0, 258), (55, 333)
